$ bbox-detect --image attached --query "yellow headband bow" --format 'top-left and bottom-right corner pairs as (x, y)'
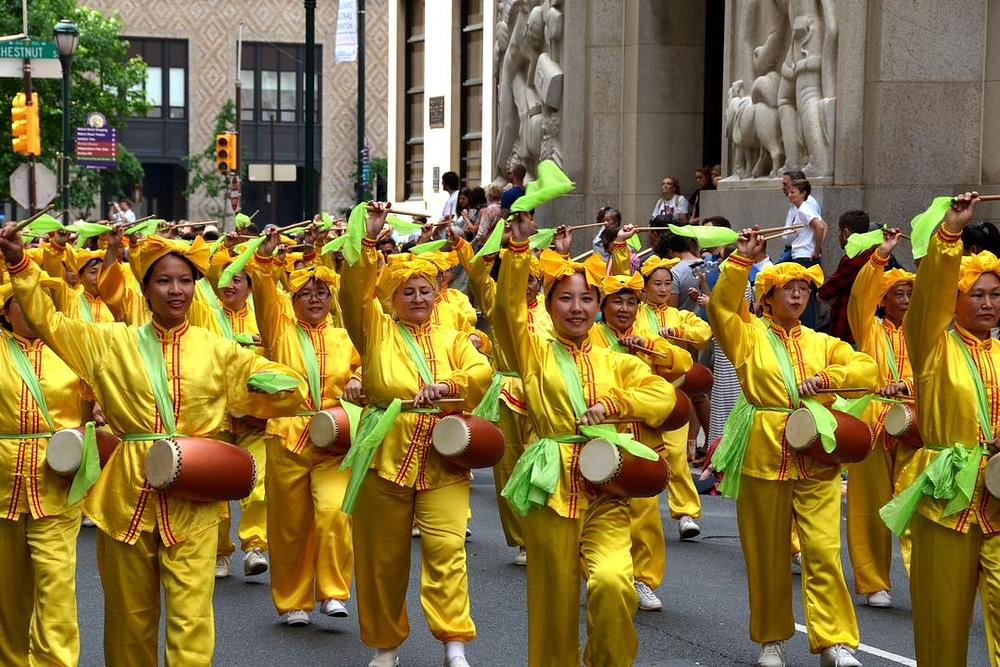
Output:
(284, 252), (307, 271)
(133, 235), (211, 282)
(287, 265), (340, 294)
(528, 255), (541, 279)
(880, 268), (915, 298)
(64, 247), (105, 273)
(422, 251), (458, 273)
(538, 249), (603, 291)
(958, 251), (1000, 293)
(753, 262), (825, 304)
(376, 257), (439, 301)
(601, 273), (645, 298)
(639, 255), (680, 278)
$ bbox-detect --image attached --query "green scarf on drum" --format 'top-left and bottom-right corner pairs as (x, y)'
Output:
(879, 330), (994, 535)
(831, 329), (905, 419)
(765, 329), (838, 454)
(339, 399), (402, 514)
(470, 371), (518, 423)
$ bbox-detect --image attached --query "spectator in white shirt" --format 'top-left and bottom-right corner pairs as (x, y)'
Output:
(110, 200), (136, 225)
(651, 176), (689, 222)
(783, 178), (827, 265)
(779, 170), (825, 262)
(439, 171), (461, 223)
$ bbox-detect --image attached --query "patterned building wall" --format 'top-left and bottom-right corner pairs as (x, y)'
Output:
(83, 0), (388, 216)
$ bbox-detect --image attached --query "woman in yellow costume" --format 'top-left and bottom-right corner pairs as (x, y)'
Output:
(880, 193), (1000, 666)
(0, 223), (306, 666)
(0, 276), (87, 666)
(634, 255), (710, 540)
(844, 228), (915, 609)
(706, 227), (877, 667)
(339, 203), (491, 667)
(246, 226), (361, 626)
(591, 270), (693, 614)
(36, 229), (115, 323)
(495, 214), (679, 667)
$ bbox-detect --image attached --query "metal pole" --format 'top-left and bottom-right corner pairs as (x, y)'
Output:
(270, 116), (276, 226)
(235, 22), (244, 169)
(304, 0), (316, 219)
(22, 43), (36, 215)
(60, 54), (72, 224)
(356, 0), (366, 202)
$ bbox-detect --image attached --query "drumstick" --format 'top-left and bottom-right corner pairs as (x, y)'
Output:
(812, 387), (869, 394)
(275, 219), (313, 233)
(962, 194), (1000, 202)
(399, 397), (466, 409)
(756, 223), (804, 235)
(637, 247), (654, 258)
(572, 249), (594, 262)
(878, 225), (911, 240)
(12, 204), (57, 232)
(170, 220), (218, 229)
(759, 228), (800, 242)
(662, 333), (695, 345)
(568, 222), (607, 232)
(386, 207), (433, 219)
(620, 342), (668, 359)
(576, 417), (637, 425)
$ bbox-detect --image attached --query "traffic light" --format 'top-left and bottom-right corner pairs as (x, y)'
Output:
(11, 92), (40, 156)
(216, 132), (237, 173)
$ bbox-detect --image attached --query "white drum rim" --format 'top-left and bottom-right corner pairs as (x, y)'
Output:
(579, 438), (622, 485)
(884, 403), (912, 437)
(46, 429), (84, 474)
(785, 408), (818, 452)
(986, 455), (1000, 499)
(431, 416), (472, 457)
(144, 439), (181, 489)
(308, 410), (339, 448)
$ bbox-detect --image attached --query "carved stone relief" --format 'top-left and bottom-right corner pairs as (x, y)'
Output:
(725, 0), (838, 179)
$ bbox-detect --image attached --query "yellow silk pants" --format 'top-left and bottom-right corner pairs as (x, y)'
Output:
(910, 513), (1000, 666)
(97, 526), (218, 666)
(265, 437), (353, 614)
(664, 429), (701, 519)
(493, 404), (529, 547)
(846, 438), (894, 594)
(522, 497), (637, 667)
(736, 474), (858, 653)
(0, 509), (81, 667)
(217, 430), (268, 556)
(630, 495), (666, 588)
(353, 472), (474, 648)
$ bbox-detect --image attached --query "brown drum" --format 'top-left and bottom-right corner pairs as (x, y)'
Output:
(308, 407), (352, 454)
(673, 363), (714, 399)
(885, 403), (923, 449)
(578, 438), (669, 497)
(662, 389), (691, 431)
(45, 427), (121, 478)
(144, 437), (257, 502)
(985, 454), (1000, 499)
(431, 414), (506, 469)
(784, 408), (873, 465)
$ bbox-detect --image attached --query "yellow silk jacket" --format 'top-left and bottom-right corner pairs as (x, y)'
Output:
(494, 241), (680, 519)
(706, 253), (878, 481)
(339, 239), (492, 490)
(0, 332), (87, 520)
(247, 256), (361, 455)
(634, 302), (712, 350)
(8, 257), (307, 546)
(37, 241), (115, 323)
(903, 227), (1000, 533)
(437, 287), (478, 331)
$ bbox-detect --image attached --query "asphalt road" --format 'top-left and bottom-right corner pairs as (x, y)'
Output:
(72, 469), (987, 666)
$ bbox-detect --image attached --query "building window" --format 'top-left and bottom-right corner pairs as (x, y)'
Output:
(404, 0), (425, 200)
(240, 43), (322, 124)
(459, 0), (483, 182)
(127, 38), (188, 120)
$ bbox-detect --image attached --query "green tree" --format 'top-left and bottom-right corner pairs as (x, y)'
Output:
(0, 0), (148, 214)
(181, 99), (236, 219)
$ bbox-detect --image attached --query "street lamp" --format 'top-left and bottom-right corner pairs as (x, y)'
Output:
(53, 19), (79, 224)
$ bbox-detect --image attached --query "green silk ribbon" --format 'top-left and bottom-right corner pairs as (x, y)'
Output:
(470, 371), (512, 423)
(295, 325), (323, 412)
(883, 328), (901, 383)
(643, 304), (660, 336)
(712, 395), (792, 498)
(396, 322), (435, 386)
(246, 372), (302, 394)
(601, 324), (625, 353)
(136, 324), (177, 436)
(6, 336), (55, 433)
(77, 292), (94, 323)
(339, 399), (403, 514)
(198, 280), (235, 340)
(67, 422), (100, 505)
(950, 330), (995, 442)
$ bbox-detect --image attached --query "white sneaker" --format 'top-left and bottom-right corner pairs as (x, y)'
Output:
(411, 525), (421, 537)
(368, 649), (400, 667)
(320, 599), (349, 617)
(444, 657), (470, 667)
(243, 548), (268, 576)
(678, 515), (701, 540)
(283, 610), (310, 626)
(215, 555), (230, 579)
(791, 552), (802, 574)
(513, 547), (527, 566)
(81, 516), (95, 527)
(634, 581), (663, 611)
(866, 589), (892, 608)
(756, 641), (786, 667)
(465, 526), (472, 541)
(820, 644), (861, 667)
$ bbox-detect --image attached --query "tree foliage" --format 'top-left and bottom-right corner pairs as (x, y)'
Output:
(181, 99), (236, 219)
(0, 0), (148, 215)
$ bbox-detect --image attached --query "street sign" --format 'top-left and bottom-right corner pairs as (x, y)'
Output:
(0, 38), (62, 79)
(76, 124), (118, 169)
(9, 162), (57, 210)
(248, 163), (296, 182)
(0, 40), (59, 59)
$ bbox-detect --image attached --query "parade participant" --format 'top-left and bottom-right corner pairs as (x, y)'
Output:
(339, 203), (492, 667)
(634, 255), (711, 539)
(495, 213), (679, 667)
(844, 229), (915, 608)
(592, 271), (693, 613)
(245, 225), (361, 626)
(880, 193), (1000, 665)
(0, 224), (307, 666)
(37, 231), (115, 323)
(0, 277), (87, 666)
(426, 250), (478, 332)
(707, 228), (877, 667)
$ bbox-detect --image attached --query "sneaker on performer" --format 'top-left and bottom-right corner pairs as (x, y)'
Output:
(866, 589), (891, 608)
(215, 555), (230, 579)
(81, 516), (95, 527)
(678, 515), (701, 540)
(368, 649), (400, 667)
(444, 657), (470, 667)
(320, 599), (349, 617)
(634, 581), (662, 611)
(243, 548), (268, 576)
(283, 610), (310, 626)
(819, 644), (861, 667)
(791, 552), (802, 573)
(756, 641), (786, 667)
(513, 546), (527, 566)
(412, 525), (421, 537)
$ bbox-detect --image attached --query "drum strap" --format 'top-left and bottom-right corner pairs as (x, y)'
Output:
(643, 304), (660, 336)
(949, 330), (994, 442)
(295, 325), (323, 413)
(882, 327), (901, 383)
(77, 292), (94, 323)
(6, 336), (55, 433)
(66, 422), (100, 506)
(600, 325), (625, 353)
(470, 372), (510, 423)
(136, 324), (177, 436)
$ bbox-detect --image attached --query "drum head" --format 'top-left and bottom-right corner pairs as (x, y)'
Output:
(986, 456), (1000, 499)
(144, 439), (180, 490)
(308, 411), (339, 448)
(579, 439), (622, 485)
(785, 408), (818, 452)
(431, 416), (472, 457)
(46, 429), (84, 474)
(884, 404), (911, 437)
